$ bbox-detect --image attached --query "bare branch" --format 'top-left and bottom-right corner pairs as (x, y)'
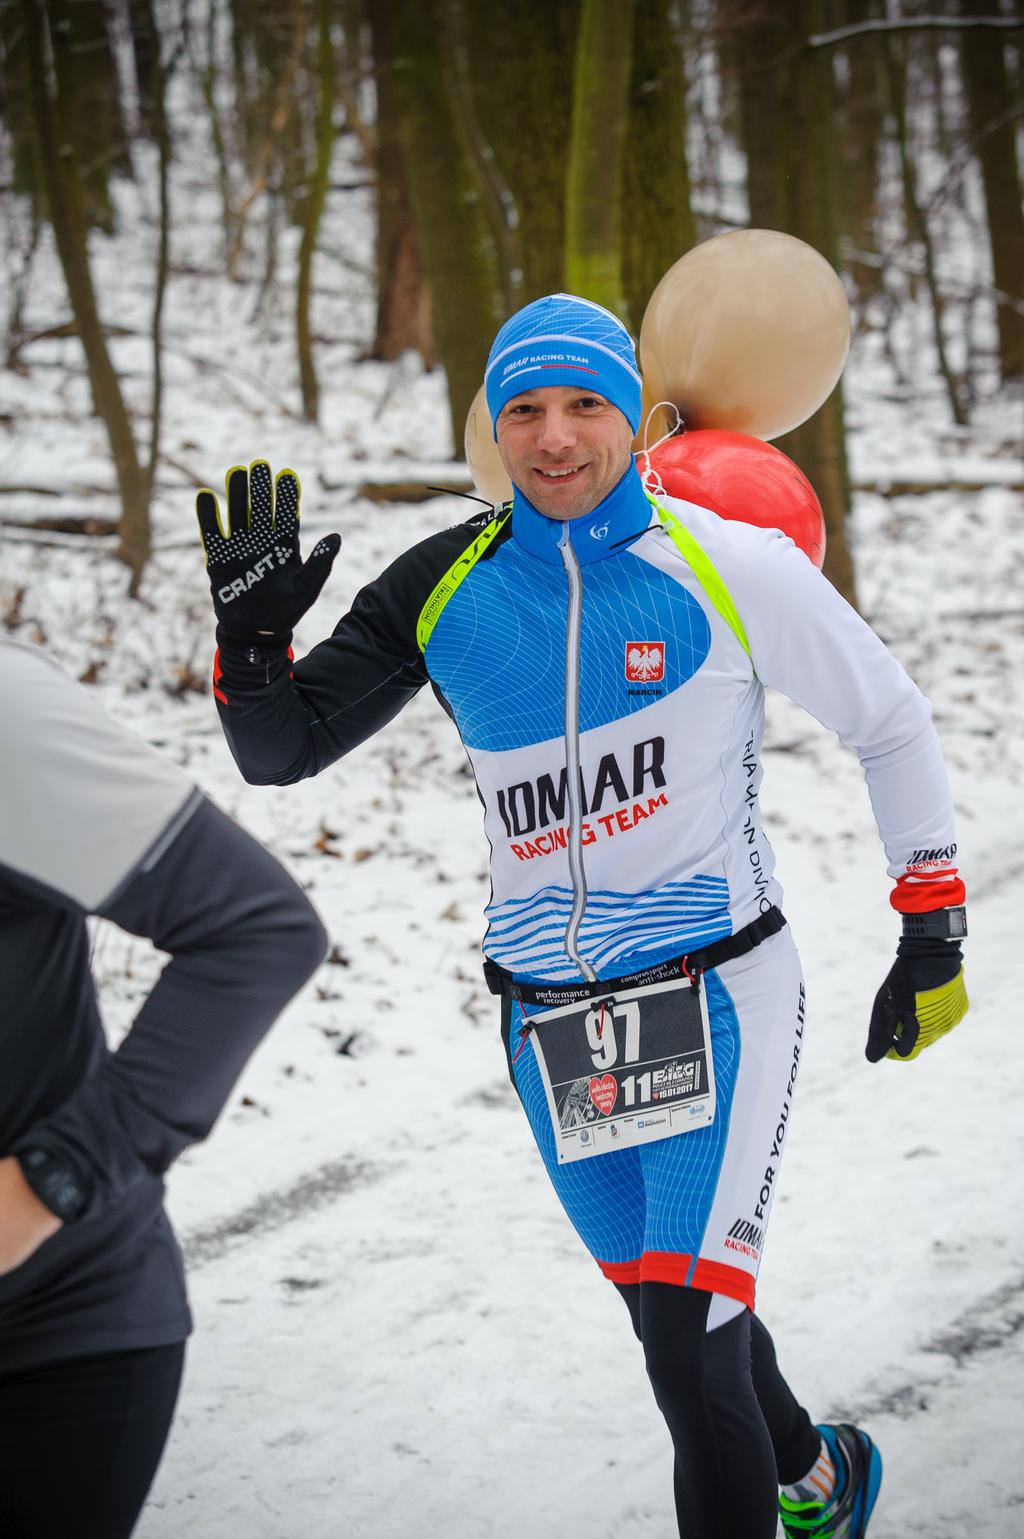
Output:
(809, 17), (1023, 49)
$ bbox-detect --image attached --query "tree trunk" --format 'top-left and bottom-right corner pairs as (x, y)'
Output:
(960, 0), (1024, 381)
(463, 0), (582, 307)
(297, 0), (335, 422)
(835, 0), (886, 302)
(134, 0), (172, 552)
(21, 0), (150, 589)
(622, 0), (696, 334)
(48, 0), (131, 235)
(227, 0), (307, 278)
(367, 0), (434, 364)
(1, 1), (44, 214)
(197, 0), (236, 257)
(564, 0), (636, 314)
(333, 0), (375, 171)
(251, 175), (282, 321)
(883, 34), (968, 425)
(389, 0), (503, 448)
(734, 0), (857, 610)
(442, 0), (524, 315)
(230, 0), (296, 175)
(3, 216), (43, 373)
(126, 0), (159, 138)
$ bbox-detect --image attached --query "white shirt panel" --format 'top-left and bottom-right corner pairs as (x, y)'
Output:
(0, 641), (197, 911)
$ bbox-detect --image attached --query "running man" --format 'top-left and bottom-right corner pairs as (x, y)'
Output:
(197, 294), (968, 1538)
(0, 639), (327, 1539)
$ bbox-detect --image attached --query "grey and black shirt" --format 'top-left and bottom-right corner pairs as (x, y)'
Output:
(0, 641), (326, 1372)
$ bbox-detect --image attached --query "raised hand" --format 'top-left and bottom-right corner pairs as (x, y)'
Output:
(196, 460), (340, 640)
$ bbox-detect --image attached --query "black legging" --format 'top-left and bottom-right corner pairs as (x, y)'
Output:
(615, 1283), (820, 1538)
(0, 1341), (185, 1539)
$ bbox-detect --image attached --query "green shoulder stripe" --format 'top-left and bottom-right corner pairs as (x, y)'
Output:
(645, 493), (751, 658)
(416, 509), (512, 653)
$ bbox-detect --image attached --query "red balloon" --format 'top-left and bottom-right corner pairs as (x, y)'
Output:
(639, 430), (826, 569)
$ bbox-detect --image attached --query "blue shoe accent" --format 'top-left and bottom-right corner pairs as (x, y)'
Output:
(818, 1424), (883, 1538)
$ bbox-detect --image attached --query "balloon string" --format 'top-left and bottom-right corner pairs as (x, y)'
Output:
(634, 400), (683, 500)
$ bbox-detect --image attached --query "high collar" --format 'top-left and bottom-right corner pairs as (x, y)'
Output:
(510, 461), (652, 566)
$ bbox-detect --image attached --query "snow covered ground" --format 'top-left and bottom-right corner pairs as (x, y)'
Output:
(2, 68), (1023, 1539)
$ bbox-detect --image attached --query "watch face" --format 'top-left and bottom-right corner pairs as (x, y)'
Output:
(902, 906), (968, 943)
(948, 907), (968, 939)
(20, 1149), (87, 1222)
(48, 1171), (84, 1219)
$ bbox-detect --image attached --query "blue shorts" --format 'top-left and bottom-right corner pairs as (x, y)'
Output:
(501, 929), (805, 1312)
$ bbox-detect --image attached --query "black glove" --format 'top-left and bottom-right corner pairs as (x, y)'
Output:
(865, 935), (968, 1063)
(196, 460), (340, 642)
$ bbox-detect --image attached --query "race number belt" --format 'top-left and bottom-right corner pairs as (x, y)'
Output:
(483, 906), (786, 1007)
(490, 909), (786, 1164)
(528, 975), (716, 1163)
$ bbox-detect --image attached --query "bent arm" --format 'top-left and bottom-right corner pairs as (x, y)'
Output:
(211, 538), (447, 785)
(209, 511), (508, 786)
(12, 796), (327, 1223)
(213, 592), (428, 785)
(710, 520), (961, 903)
(0, 642), (327, 1232)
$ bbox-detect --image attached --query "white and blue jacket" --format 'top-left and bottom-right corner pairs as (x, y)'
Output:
(214, 462), (957, 986)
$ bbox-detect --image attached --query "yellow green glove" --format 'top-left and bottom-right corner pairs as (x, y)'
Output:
(866, 938), (968, 1063)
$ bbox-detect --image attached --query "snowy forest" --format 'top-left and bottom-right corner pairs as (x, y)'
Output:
(1, 2), (1022, 1536)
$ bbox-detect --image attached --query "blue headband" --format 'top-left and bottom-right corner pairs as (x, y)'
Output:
(484, 293), (642, 436)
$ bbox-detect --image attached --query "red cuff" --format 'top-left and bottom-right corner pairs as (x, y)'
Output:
(890, 870), (966, 914)
(212, 642), (295, 703)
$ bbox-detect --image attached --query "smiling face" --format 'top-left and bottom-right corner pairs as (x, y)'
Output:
(495, 385), (635, 521)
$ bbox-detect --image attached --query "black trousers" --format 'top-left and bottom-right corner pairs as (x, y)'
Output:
(616, 1283), (821, 1538)
(0, 1341), (185, 1539)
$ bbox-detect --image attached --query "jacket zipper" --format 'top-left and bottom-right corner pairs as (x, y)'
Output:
(559, 524), (597, 983)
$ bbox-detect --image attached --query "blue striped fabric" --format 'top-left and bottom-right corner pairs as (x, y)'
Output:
(484, 877), (732, 981)
(424, 539), (710, 752)
(510, 967), (742, 1266)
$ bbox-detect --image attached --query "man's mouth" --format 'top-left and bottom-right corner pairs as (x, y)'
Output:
(537, 465), (585, 479)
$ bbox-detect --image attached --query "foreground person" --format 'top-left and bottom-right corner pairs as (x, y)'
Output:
(198, 294), (967, 1537)
(0, 640), (327, 1538)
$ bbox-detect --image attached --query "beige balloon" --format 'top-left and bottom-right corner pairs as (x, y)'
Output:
(464, 384), (513, 506)
(639, 230), (851, 441)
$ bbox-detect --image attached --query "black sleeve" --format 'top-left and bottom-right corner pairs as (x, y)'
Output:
(11, 797), (328, 1222)
(212, 518), (483, 786)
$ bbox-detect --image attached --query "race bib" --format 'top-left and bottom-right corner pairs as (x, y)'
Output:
(528, 976), (716, 1163)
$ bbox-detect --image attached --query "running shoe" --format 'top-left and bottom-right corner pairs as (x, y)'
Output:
(778, 1422), (883, 1538)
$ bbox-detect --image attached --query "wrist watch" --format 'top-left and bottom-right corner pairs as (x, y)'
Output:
(17, 1147), (89, 1223)
(901, 905), (968, 941)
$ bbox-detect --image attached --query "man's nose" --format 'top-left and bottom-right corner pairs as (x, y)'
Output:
(535, 409), (575, 453)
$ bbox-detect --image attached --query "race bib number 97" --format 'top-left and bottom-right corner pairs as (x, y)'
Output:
(528, 976), (716, 1163)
